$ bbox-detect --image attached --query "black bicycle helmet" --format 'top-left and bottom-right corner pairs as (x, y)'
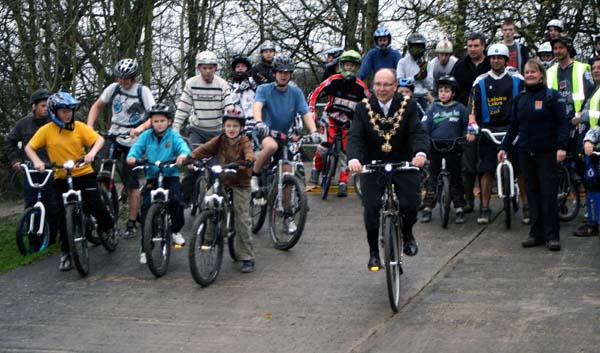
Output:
(230, 54), (252, 71)
(436, 75), (458, 92)
(147, 103), (173, 120)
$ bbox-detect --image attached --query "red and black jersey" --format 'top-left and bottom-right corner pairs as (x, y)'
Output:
(309, 74), (370, 121)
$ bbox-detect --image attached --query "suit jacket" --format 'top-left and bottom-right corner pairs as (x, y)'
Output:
(347, 93), (429, 164)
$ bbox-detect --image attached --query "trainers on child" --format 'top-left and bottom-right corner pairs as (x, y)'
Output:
(171, 232), (186, 246)
(59, 252), (72, 271)
(477, 207), (491, 225)
(455, 208), (465, 224)
(283, 217), (297, 234)
(522, 204), (531, 225)
(241, 260), (255, 273)
(420, 207), (432, 223)
(123, 220), (137, 239)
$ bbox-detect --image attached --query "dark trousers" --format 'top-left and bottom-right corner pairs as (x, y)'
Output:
(23, 174), (59, 244)
(362, 170), (421, 253)
(54, 174), (115, 253)
(423, 148), (465, 209)
(518, 152), (560, 241)
(141, 177), (185, 237)
(462, 141), (478, 201)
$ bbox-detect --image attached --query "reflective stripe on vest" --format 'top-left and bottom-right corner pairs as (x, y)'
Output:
(479, 75), (522, 123)
(589, 88), (600, 128)
(547, 61), (591, 113)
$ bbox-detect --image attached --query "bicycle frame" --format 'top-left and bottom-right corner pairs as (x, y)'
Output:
(21, 165), (53, 237)
(480, 129), (517, 199)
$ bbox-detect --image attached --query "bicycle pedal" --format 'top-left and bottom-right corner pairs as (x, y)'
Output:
(173, 244), (184, 249)
(200, 244), (212, 251)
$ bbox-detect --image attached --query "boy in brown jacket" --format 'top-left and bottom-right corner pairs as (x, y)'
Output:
(190, 107), (256, 273)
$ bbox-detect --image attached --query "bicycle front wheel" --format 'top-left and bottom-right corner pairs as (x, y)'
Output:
(383, 215), (402, 313)
(16, 207), (50, 255)
(189, 210), (224, 286)
(143, 203), (171, 277)
(501, 165), (512, 229)
(558, 165), (580, 221)
(269, 175), (308, 250)
(191, 176), (207, 217)
(321, 154), (338, 200)
(98, 186), (119, 252)
(439, 175), (451, 228)
(65, 204), (89, 277)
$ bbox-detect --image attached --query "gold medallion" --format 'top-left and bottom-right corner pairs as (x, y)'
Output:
(364, 96), (408, 153)
(382, 142), (392, 152)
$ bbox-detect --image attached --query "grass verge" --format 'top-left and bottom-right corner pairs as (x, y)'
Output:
(0, 215), (58, 275)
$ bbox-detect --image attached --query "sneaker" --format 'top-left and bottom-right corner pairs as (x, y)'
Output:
(477, 207), (491, 225)
(521, 237), (545, 248)
(403, 234), (419, 256)
(337, 183), (348, 197)
(241, 260), (255, 273)
(171, 232), (186, 246)
(139, 252), (147, 264)
(368, 251), (381, 272)
(455, 208), (465, 224)
(522, 204), (531, 225)
(420, 207), (432, 223)
(283, 217), (297, 234)
(251, 176), (259, 193)
(309, 169), (320, 185)
(123, 220), (137, 239)
(546, 239), (561, 251)
(573, 223), (599, 237)
(59, 252), (72, 271)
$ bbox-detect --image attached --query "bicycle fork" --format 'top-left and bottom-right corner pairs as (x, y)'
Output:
(496, 160), (515, 198)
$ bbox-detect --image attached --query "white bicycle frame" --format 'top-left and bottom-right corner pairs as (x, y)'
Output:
(21, 164), (53, 236)
(480, 129), (518, 199)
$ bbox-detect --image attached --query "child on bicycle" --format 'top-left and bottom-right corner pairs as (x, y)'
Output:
(127, 103), (190, 264)
(25, 92), (115, 272)
(420, 75), (470, 224)
(189, 106), (256, 273)
(308, 50), (370, 197)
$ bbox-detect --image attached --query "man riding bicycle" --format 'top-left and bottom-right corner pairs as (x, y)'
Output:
(252, 54), (321, 233)
(347, 68), (429, 272)
(87, 58), (155, 238)
(308, 50), (370, 197)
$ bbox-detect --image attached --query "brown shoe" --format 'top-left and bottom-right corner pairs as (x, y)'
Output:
(546, 240), (561, 251)
(573, 223), (599, 237)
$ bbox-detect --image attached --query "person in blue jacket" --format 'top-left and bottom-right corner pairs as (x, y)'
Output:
(127, 103), (191, 264)
(498, 59), (569, 251)
(420, 75), (470, 224)
(358, 28), (402, 81)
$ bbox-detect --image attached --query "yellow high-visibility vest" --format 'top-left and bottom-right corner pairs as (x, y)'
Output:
(588, 87), (600, 128)
(547, 61), (591, 113)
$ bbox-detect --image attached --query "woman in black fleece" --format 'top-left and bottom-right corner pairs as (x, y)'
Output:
(498, 59), (570, 251)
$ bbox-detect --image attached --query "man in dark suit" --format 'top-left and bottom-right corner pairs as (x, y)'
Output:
(347, 68), (429, 271)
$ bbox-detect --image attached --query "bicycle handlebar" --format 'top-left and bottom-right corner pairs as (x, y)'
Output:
(20, 163), (54, 188)
(131, 158), (178, 171)
(359, 161), (421, 174)
(480, 128), (506, 145)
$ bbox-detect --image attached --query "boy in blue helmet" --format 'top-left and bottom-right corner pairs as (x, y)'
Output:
(358, 28), (402, 81)
(25, 92), (115, 272)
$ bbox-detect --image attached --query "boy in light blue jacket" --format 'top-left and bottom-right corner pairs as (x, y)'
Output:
(127, 103), (190, 264)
